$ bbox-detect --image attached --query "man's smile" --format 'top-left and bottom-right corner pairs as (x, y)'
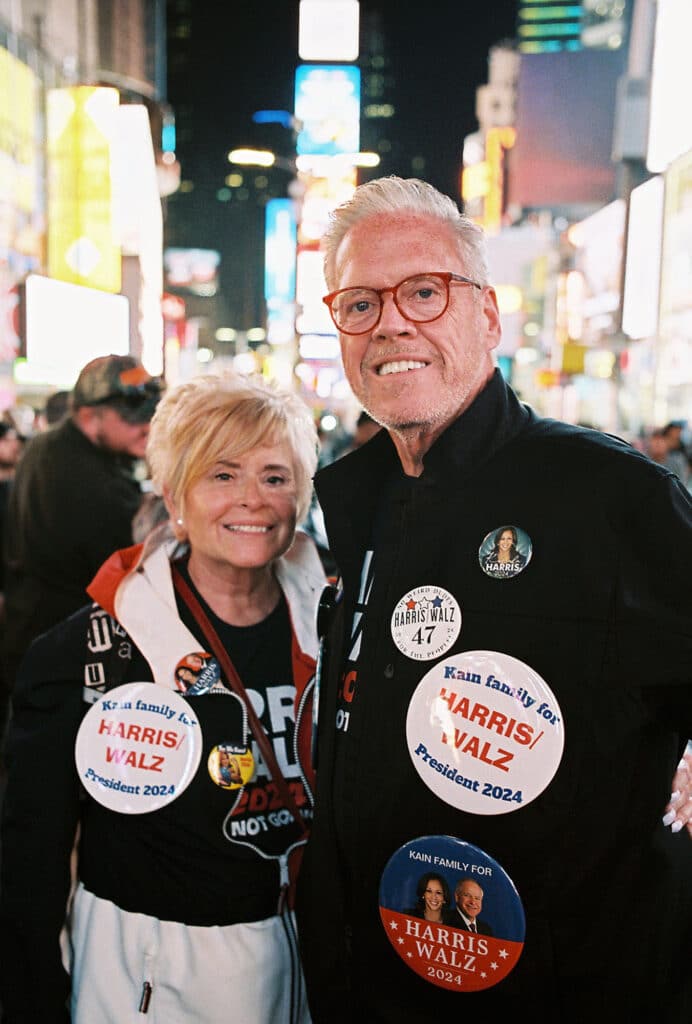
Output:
(376, 359), (428, 376)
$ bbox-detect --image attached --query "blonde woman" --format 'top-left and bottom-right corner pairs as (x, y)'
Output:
(1, 372), (325, 1023)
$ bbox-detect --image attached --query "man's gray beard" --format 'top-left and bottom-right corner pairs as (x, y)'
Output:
(368, 397), (464, 435)
(363, 373), (480, 437)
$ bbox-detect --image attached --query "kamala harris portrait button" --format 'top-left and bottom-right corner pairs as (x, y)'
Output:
(479, 525), (532, 579)
(174, 651), (221, 695)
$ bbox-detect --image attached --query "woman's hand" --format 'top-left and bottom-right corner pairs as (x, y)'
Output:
(662, 742), (692, 838)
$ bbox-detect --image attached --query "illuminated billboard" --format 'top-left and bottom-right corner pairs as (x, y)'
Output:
(660, 150), (692, 331)
(296, 249), (334, 335)
(265, 199), (297, 347)
(0, 47), (43, 289)
(297, 169), (357, 246)
(264, 199), (297, 306)
(567, 199), (626, 345)
(517, 1), (582, 54)
(654, 148), (692, 413)
(294, 65), (360, 156)
(164, 248), (220, 297)
(47, 87), (121, 293)
(648, 0), (692, 173)
(299, 0), (359, 61)
(481, 127), (515, 236)
(20, 274), (129, 387)
(508, 49), (625, 211)
(622, 176), (664, 340)
(0, 47), (39, 215)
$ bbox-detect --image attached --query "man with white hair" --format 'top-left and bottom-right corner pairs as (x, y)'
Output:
(297, 176), (692, 1023)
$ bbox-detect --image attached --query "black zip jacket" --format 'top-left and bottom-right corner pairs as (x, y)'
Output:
(3, 419), (142, 683)
(297, 372), (692, 1023)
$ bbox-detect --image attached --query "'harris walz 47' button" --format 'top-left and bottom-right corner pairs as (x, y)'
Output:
(391, 586), (462, 661)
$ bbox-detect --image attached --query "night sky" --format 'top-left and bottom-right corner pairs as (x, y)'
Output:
(171, 0), (518, 197)
(370, 0), (519, 197)
(166, 1), (519, 326)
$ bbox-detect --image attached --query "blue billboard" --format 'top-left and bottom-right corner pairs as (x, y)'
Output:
(294, 64), (360, 156)
(264, 198), (297, 307)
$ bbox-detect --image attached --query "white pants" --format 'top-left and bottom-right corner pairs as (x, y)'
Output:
(66, 882), (311, 1023)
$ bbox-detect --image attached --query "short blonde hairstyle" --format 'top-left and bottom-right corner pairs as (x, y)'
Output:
(147, 372), (319, 522)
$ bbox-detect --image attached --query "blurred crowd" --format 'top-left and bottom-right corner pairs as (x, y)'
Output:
(644, 419), (691, 489)
(0, 370), (687, 753)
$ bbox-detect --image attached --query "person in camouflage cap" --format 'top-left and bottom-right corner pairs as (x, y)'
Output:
(1, 355), (162, 725)
(71, 354), (161, 426)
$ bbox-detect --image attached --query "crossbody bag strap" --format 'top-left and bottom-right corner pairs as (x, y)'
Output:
(171, 563), (308, 837)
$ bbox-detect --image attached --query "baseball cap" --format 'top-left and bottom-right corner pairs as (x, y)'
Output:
(72, 355), (162, 424)
(0, 422), (23, 441)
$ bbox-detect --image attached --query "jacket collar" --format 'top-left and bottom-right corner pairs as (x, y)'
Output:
(87, 526), (325, 664)
(418, 368), (535, 476)
(274, 530), (325, 660)
(315, 370), (534, 573)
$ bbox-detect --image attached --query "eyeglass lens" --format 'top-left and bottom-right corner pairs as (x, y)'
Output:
(331, 274), (450, 332)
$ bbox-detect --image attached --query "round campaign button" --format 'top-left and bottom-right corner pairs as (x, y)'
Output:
(478, 525), (533, 580)
(174, 651), (221, 695)
(379, 835), (525, 992)
(406, 650), (564, 815)
(75, 682), (202, 813)
(391, 586), (462, 661)
(208, 743), (255, 790)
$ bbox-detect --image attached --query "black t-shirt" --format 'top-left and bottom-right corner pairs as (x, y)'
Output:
(80, 565), (306, 925)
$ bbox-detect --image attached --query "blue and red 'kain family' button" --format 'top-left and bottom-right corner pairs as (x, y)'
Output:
(379, 835), (525, 992)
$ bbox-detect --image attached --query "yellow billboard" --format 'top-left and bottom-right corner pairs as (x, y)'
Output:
(483, 127), (516, 237)
(0, 47), (39, 215)
(47, 86), (121, 293)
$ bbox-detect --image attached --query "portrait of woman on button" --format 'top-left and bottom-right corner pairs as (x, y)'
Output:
(479, 525), (531, 579)
(174, 654), (203, 693)
(406, 871), (451, 923)
(214, 747), (243, 787)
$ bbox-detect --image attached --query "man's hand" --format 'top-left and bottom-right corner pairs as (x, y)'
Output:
(662, 742), (692, 838)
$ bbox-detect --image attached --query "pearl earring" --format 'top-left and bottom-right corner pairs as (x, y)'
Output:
(176, 518), (183, 526)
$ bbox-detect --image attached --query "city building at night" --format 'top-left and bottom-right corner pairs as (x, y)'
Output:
(0, 0), (173, 410)
(461, 0), (691, 436)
